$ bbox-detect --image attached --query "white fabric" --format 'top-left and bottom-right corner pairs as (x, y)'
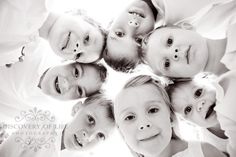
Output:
(214, 70), (236, 156)
(0, 0), (53, 66)
(0, 39), (61, 124)
(0, 117), (64, 157)
(200, 128), (227, 153)
(172, 141), (204, 157)
(151, 0), (224, 26)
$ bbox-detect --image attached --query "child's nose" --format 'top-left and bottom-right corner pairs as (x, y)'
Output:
(139, 122), (152, 130)
(171, 47), (189, 61)
(197, 100), (206, 112)
(128, 18), (140, 27)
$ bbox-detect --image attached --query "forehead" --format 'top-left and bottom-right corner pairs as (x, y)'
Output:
(115, 84), (164, 114)
(107, 37), (138, 60)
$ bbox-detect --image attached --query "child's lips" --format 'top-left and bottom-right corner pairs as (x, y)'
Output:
(128, 7), (145, 18)
(205, 103), (216, 119)
(74, 134), (83, 147)
(186, 46), (191, 64)
(61, 32), (71, 51)
(54, 76), (61, 94)
(139, 133), (159, 142)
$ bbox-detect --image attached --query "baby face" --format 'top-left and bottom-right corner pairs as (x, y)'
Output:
(144, 27), (208, 78)
(114, 84), (172, 156)
(171, 80), (218, 128)
(106, 0), (155, 64)
(39, 63), (106, 100)
(48, 14), (105, 63)
(63, 102), (114, 151)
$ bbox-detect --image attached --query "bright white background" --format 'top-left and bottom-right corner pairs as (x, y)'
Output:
(48, 0), (202, 156)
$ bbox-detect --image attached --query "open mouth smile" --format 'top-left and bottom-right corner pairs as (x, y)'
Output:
(61, 32), (71, 51)
(55, 76), (61, 94)
(74, 134), (83, 147)
(205, 103), (216, 119)
(139, 134), (159, 142)
(128, 10), (145, 18)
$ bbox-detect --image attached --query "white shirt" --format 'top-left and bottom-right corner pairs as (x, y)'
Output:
(0, 0), (53, 66)
(214, 70), (236, 157)
(173, 142), (204, 157)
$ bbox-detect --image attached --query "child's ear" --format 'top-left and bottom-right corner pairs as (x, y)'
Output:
(71, 101), (83, 116)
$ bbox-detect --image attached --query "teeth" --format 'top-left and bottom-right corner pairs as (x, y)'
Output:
(61, 32), (71, 50)
(205, 103), (216, 119)
(55, 77), (61, 94)
(129, 11), (144, 18)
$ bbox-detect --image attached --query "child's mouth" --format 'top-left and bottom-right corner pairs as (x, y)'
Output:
(55, 76), (61, 94)
(74, 134), (83, 147)
(128, 8), (145, 18)
(61, 31), (71, 51)
(205, 103), (216, 119)
(186, 46), (191, 64)
(139, 133), (159, 142)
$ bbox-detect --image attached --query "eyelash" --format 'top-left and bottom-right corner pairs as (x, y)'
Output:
(135, 36), (143, 46)
(87, 115), (96, 126)
(148, 107), (159, 114)
(184, 106), (192, 115)
(124, 114), (135, 121)
(84, 34), (90, 44)
(164, 59), (170, 69)
(115, 31), (125, 37)
(73, 67), (79, 78)
(96, 132), (105, 140)
(166, 37), (173, 47)
(194, 88), (203, 98)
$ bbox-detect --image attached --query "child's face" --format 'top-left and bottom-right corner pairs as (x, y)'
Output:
(106, 0), (155, 63)
(171, 80), (218, 128)
(145, 27), (208, 77)
(48, 14), (104, 63)
(115, 84), (172, 156)
(63, 103), (114, 151)
(39, 63), (106, 100)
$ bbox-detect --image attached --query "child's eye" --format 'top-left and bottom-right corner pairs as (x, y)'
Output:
(87, 115), (95, 126)
(115, 31), (125, 37)
(84, 34), (90, 44)
(135, 36), (143, 46)
(166, 37), (173, 47)
(164, 59), (170, 69)
(124, 114), (135, 121)
(184, 106), (192, 115)
(148, 107), (159, 114)
(73, 67), (79, 78)
(77, 86), (83, 97)
(194, 88), (203, 98)
(96, 132), (105, 141)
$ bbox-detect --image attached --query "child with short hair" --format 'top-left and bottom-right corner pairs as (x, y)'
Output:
(104, 0), (219, 72)
(168, 72), (236, 156)
(0, 0), (106, 66)
(114, 74), (225, 157)
(142, 25), (230, 78)
(0, 93), (115, 157)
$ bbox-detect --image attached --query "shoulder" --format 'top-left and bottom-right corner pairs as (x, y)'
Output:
(201, 142), (226, 157)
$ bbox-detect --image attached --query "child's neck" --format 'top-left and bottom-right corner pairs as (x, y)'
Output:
(147, 139), (187, 157)
(39, 12), (59, 39)
(204, 38), (228, 75)
(207, 123), (228, 139)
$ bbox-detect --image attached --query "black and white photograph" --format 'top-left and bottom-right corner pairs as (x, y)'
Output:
(0, 0), (235, 156)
